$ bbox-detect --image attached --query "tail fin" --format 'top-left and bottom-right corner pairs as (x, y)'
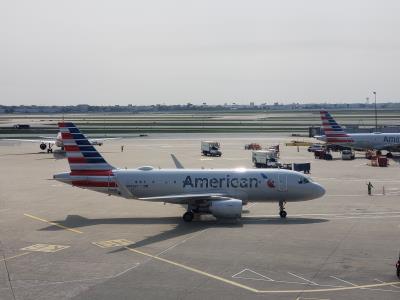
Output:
(58, 122), (114, 174)
(319, 111), (353, 143)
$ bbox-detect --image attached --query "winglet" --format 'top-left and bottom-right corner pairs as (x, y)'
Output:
(170, 154), (184, 169)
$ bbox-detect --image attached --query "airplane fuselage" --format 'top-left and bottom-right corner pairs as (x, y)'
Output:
(55, 168), (325, 203)
(317, 132), (400, 151)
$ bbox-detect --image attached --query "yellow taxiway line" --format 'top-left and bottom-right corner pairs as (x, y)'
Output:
(126, 246), (400, 294)
(124, 246), (258, 293)
(0, 252), (30, 262)
(24, 213), (83, 234)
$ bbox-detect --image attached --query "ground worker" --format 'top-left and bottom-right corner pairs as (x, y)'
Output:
(121, 145), (124, 152)
(396, 252), (400, 279)
(367, 181), (374, 195)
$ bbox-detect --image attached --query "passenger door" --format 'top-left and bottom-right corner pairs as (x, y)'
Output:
(277, 174), (287, 192)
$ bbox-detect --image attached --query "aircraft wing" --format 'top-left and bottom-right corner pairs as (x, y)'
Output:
(2, 139), (56, 145)
(138, 193), (229, 204)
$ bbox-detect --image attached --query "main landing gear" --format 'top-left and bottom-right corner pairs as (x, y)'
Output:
(183, 211), (194, 222)
(279, 200), (287, 218)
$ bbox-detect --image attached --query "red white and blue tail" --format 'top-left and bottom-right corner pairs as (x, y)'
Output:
(55, 122), (117, 192)
(320, 111), (353, 144)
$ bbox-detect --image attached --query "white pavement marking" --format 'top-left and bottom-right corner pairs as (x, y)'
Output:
(0, 252), (30, 262)
(92, 239), (133, 248)
(112, 263), (141, 277)
(156, 229), (208, 257)
(232, 268), (274, 282)
(330, 276), (399, 293)
(3, 263), (142, 289)
(288, 272), (318, 285)
(232, 269), (344, 288)
(249, 211), (400, 220)
(246, 202), (257, 209)
(330, 276), (357, 287)
(374, 278), (400, 289)
(20, 244), (70, 253)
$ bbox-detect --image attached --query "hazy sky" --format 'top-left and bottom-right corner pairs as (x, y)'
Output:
(1, 0), (399, 105)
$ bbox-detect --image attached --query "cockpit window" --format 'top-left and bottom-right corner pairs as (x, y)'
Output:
(298, 177), (310, 184)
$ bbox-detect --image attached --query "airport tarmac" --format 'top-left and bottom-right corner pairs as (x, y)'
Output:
(1, 134), (400, 300)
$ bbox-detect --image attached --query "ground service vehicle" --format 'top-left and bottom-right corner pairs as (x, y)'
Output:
(308, 144), (324, 152)
(314, 150), (333, 160)
(201, 141), (222, 157)
(341, 149), (355, 160)
(252, 150), (280, 168)
(280, 163), (311, 174)
(244, 143), (261, 150)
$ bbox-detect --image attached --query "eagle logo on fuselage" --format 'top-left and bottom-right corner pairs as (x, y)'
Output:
(261, 173), (275, 188)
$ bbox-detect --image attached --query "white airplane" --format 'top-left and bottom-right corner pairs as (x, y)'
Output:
(4, 132), (112, 153)
(316, 110), (400, 156)
(54, 122), (325, 222)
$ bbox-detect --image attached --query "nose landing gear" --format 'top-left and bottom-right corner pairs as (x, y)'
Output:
(279, 200), (287, 218)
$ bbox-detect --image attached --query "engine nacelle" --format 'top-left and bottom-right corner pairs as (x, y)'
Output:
(40, 143), (47, 150)
(209, 199), (242, 219)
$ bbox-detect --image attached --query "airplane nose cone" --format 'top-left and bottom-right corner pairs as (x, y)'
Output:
(313, 183), (326, 199)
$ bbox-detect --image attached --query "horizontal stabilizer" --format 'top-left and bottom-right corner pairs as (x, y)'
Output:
(171, 154), (184, 169)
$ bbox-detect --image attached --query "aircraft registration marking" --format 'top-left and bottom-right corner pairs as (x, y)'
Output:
(20, 244), (70, 253)
(92, 239), (133, 248)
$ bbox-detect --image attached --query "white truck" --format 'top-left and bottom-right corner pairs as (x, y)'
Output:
(201, 141), (222, 157)
(252, 150), (280, 168)
(341, 149), (355, 160)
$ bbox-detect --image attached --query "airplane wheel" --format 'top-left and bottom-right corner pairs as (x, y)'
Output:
(183, 211), (194, 222)
(279, 210), (287, 218)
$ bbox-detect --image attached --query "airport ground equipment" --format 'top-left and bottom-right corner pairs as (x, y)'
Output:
(252, 150), (280, 168)
(244, 143), (261, 150)
(280, 163), (311, 174)
(201, 141), (222, 157)
(314, 149), (332, 160)
(370, 155), (388, 167)
(308, 144), (325, 152)
(54, 122), (326, 222)
(285, 140), (313, 147)
(341, 149), (355, 160)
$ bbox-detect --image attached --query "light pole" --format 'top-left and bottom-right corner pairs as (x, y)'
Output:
(373, 91), (377, 131)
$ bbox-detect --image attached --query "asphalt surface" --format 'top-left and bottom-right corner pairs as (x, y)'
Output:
(1, 134), (400, 300)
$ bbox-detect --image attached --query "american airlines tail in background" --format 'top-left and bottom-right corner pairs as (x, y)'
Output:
(318, 110), (400, 154)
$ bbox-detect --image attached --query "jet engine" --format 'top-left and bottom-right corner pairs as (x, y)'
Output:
(40, 143), (47, 150)
(209, 199), (242, 219)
